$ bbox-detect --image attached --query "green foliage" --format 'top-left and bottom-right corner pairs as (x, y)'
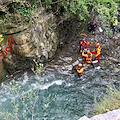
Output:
(18, 6), (33, 22)
(93, 0), (118, 26)
(1, 0), (119, 26)
(2, 12), (11, 22)
(42, 0), (119, 26)
(94, 87), (120, 114)
(17, 0), (42, 22)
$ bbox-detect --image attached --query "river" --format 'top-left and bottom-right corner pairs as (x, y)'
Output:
(0, 33), (119, 120)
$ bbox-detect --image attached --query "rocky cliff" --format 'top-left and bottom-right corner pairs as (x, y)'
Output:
(0, 8), (58, 74)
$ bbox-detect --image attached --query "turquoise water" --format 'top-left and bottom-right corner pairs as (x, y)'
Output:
(0, 68), (119, 120)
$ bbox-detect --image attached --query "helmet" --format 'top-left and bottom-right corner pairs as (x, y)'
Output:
(95, 43), (99, 48)
(86, 41), (90, 46)
(78, 63), (82, 67)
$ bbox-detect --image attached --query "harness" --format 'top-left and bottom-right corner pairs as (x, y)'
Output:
(98, 46), (100, 49)
(77, 66), (82, 70)
(88, 53), (91, 58)
(76, 66), (83, 75)
(97, 46), (101, 51)
(86, 53), (92, 62)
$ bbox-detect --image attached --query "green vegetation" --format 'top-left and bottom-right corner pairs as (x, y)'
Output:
(42, 0), (119, 25)
(0, 0), (119, 26)
(94, 87), (120, 114)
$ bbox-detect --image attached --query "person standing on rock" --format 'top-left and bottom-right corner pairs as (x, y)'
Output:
(91, 43), (102, 62)
(111, 16), (118, 34)
(88, 20), (97, 35)
(82, 50), (94, 68)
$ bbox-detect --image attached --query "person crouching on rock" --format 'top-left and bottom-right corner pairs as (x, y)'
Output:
(82, 50), (94, 68)
(76, 63), (84, 76)
(91, 43), (102, 62)
(88, 20), (97, 35)
(79, 39), (90, 53)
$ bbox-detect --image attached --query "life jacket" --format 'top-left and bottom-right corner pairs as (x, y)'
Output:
(113, 19), (118, 26)
(76, 66), (84, 75)
(86, 53), (92, 63)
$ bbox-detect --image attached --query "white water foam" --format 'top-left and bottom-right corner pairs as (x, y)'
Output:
(39, 80), (64, 90)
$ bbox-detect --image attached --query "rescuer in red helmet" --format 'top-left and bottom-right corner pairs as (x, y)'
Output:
(91, 43), (102, 62)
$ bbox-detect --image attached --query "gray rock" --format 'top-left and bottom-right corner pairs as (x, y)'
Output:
(91, 109), (120, 120)
(109, 57), (120, 63)
(116, 115), (120, 120)
(78, 116), (90, 120)
(79, 109), (120, 120)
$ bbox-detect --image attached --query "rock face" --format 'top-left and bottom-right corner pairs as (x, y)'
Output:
(12, 8), (58, 60)
(79, 109), (120, 120)
(1, 8), (58, 74)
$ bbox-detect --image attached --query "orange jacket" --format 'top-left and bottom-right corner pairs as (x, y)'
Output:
(76, 66), (84, 75)
(82, 52), (92, 63)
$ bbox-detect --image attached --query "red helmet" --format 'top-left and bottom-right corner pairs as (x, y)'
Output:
(78, 63), (82, 67)
(95, 43), (99, 48)
(86, 41), (90, 46)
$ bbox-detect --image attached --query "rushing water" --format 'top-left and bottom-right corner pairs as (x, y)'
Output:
(0, 35), (119, 120)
